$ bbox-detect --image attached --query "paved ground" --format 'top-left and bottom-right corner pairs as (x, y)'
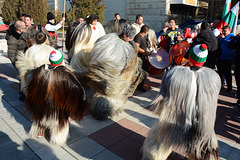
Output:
(0, 39), (240, 160)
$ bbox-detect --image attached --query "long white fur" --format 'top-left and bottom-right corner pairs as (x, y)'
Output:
(143, 66), (221, 160)
(15, 44), (55, 95)
(29, 116), (69, 146)
(70, 22), (105, 74)
(148, 29), (158, 49)
(87, 33), (145, 119)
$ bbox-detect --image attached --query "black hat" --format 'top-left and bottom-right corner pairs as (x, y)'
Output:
(47, 12), (55, 21)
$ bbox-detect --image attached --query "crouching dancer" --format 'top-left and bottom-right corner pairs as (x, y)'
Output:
(87, 33), (146, 120)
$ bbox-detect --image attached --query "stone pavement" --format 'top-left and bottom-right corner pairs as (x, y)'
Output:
(0, 49), (240, 160)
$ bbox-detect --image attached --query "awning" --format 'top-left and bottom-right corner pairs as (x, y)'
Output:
(171, 0), (198, 7)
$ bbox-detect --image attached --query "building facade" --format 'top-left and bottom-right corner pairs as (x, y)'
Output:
(104, 0), (206, 32)
(47, 0), (71, 13)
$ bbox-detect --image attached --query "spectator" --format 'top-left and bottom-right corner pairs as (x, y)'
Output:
(24, 15), (32, 28)
(216, 26), (235, 93)
(159, 18), (182, 52)
(211, 19), (220, 30)
(114, 13), (121, 20)
(78, 17), (84, 24)
(25, 24), (61, 49)
(134, 25), (151, 92)
(35, 31), (47, 45)
(192, 22), (221, 69)
(5, 20), (29, 101)
(86, 14), (99, 26)
(21, 13), (26, 21)
(5, 20), (28, 68)
(228, 33), (240, 121)
(44, 12), (65, 41)
(132, 14), (144, 37)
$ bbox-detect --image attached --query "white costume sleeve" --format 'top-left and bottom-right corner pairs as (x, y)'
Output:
(45, 23), (62, 32)
(213, 28), (220, 37)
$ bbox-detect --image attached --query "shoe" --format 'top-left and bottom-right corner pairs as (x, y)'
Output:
(234, 115), (240, 121)
(137, 86), (147, 92)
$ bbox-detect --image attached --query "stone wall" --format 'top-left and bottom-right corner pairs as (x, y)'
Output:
(126, 0), (170, 32)
(104, 0), (127, 24)
(46, 0), (71, 13)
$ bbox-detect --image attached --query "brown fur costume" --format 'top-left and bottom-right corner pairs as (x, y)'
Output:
(25, 64), (87, 145)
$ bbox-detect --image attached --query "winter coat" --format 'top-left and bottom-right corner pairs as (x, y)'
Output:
(5, 24), (28, 67)
(192, 28), (222, 69)
(228, 36), (240, 67)
(219, 33), (235, 59)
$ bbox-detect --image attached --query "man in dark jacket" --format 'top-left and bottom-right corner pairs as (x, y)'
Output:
(5, 20), (30, 101)
(5, 20), (28, 68)
(228, 34), (240, 121)
(192, 22), (221, 69)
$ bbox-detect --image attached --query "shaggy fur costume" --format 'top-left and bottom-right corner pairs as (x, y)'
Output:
(87, 33), (146, 120)
(105, 19), (127, 34)
(148, 29), (158, 49)
(15, 44), (55, 95)
(25, 64), (87, 145)
(69, 21), (105, 74)
(142, 66), (221, 160)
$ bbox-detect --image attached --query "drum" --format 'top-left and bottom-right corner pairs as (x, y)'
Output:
(181, 57), (190, 66)
(146, 49), (172, 75)
(169, 41), (190, 65)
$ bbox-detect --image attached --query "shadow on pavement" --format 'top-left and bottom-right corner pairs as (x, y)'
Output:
(215, 105), (240, 143)
(0, 131), (41, 160)
(0, 63), (18, 79)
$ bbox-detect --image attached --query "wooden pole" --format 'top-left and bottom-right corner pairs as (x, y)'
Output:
(210, 0), (214, 20)
(62, 0), (66, 52)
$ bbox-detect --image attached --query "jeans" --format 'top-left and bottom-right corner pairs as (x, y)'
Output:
(216, 59), (232, 90)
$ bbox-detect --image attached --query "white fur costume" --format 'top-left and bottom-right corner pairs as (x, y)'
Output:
(25, 65), (87, 146)
(87, 33), (145, 120)
(15, 44), (55, 95)
(69, 22), (105, 74)
(143, 66), (221, 160)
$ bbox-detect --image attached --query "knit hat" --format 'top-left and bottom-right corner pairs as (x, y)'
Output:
(47, 12), (55, 21)
(49, 50), (64, 66)
(189, 44), (208, 67)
